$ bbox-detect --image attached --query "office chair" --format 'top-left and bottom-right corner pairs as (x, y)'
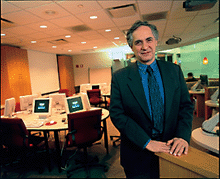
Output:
(15, 102), (21, 112)
(87, 89), (103, 107)
(59, 89), (69, 97)
(0, 118), (50, 178)
(62, 109), (108, 178)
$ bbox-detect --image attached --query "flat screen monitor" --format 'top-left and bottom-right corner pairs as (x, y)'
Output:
(200, 75), (208, 86)
(65, 93), (91, 114)
(80, 84), (92, 93)
(4, 97), (16, 117)
(32, 98), (52, 119)
(92, 84), (100, 89)
(20, 94), (38, 112)
(49, 93), (66, 111)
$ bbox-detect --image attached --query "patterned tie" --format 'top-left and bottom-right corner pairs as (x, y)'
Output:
(146, 66), (164, 134)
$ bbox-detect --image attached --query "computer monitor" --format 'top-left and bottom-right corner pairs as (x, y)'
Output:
(92, 84), (100, 89)
(200, 75), (208, 86)
(191, 80), (201, 91)
(32, 98), (52, 119)
(4, 97), (16, 117)
(20, 94), (38, 112)
(80, 84), (92, 93)
(49, 93), (66, 111)
(65, 93), (91, 114)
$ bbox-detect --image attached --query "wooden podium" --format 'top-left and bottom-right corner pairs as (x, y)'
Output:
(155, 147), (219, 178)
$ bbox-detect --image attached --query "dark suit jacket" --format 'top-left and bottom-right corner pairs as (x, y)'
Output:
(109, 60), (194, 172)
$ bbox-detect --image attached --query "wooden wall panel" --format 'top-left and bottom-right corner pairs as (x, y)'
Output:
(1, 46), (32, 105)
(57, 55), (75, 96)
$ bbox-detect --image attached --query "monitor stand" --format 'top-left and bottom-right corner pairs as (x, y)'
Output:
(38, 114), (48, 119)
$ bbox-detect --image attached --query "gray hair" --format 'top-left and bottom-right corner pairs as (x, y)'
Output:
(126, 20), (159, 48)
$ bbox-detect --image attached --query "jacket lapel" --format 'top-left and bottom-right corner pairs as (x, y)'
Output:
(127, 62), (151, 119)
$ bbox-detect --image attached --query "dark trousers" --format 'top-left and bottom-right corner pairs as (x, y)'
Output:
(124, 154), (160, 179)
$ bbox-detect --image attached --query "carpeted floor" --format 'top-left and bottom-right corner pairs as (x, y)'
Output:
(1, 113), (215, 178)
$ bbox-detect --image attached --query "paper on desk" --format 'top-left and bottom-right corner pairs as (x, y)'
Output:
(24, 121), (44, 128)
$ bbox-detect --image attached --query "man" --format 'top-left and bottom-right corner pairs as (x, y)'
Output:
(186, 72), (198, 82)
(109, 20), (194, 178)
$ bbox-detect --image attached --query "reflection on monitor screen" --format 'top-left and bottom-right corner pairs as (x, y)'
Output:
(92, 85), (99, 89)
(33, 98), (52, 119)
(4, 97), (15, 117)
(65, 93), (91, 114)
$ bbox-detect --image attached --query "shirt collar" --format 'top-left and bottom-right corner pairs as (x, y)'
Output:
(137, 60), (157, 75)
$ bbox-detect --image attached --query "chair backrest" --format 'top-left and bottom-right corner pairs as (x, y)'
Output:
(67, 109), (102, 146)
(186, 82), (197, 90)
(204, 86), (219, 101)
(87, 89), (102, 104)
(59, 89), (69, 97)
(0, 118), (29, 148)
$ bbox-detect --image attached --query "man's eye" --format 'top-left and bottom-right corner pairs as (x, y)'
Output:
(135, 41), (142, 45)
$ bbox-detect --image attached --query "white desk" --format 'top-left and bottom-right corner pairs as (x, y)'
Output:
(205, 100), (219, 108)
(15, 107), (109, 172)
(192, 127), (219, 154)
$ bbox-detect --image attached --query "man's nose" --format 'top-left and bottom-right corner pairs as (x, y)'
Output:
(141, 41), (149, 50)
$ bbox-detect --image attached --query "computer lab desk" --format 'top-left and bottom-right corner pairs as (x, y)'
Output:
(18, 107), (110, 173)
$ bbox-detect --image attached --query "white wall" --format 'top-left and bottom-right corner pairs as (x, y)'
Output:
(27, 50), (60, 94)
(72, 52), (112, 86)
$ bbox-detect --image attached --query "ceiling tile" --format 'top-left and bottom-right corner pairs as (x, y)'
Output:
(25, 21), (60, 32)
(1, 1), (21, 14)
(2, 10), (43, 25)
(4, 26), (38, 35)
(56, 1), (103, 15)
(25, 2), (71, 20)
(7, 1), (52, 10)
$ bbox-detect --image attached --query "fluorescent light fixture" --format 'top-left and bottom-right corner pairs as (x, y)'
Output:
(93, 46), (97, 48)
(114, 37), (119, 39)
(68, 50), (72, 52)
(65, 35), (71, 38)
(105, 29), (111, 32)
(31, 41), (36, 43)
(1, 33), (6, 36)
(90, 16), (97, 19)
(81, 42), (86, 44)
(40, 25), (47, 28)
(52, 46), (57, 48)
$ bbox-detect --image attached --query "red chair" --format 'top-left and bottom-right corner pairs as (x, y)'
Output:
(59, 89), (69, 97)
(15, 102), (21, 112)
(87, 89), (103, 107)
(62, 109), (108, 178)
(0, 118), (50, 177)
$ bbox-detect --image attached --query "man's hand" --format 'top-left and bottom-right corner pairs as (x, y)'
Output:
(146, 140), (171, 153)
(166, 138), (189, 156)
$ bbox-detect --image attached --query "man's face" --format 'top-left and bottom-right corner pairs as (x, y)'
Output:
(131, 26), (158, 65)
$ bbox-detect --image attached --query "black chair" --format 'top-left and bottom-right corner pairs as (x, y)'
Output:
(62, 109), (108, 178)
(0, 117), (50, 178)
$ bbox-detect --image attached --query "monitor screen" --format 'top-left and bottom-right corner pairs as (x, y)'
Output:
(49, 93), (66, 110)
(65, 93), (91, 114)
(200, 75), (208, 86)
(32, 98), (52, 119)
(80, 84), (92, 93)
(4, 97), (15, 117)
(92, 85), (100, 89)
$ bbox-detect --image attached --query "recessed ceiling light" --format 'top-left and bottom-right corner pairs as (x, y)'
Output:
(1, 33), (6, 36)
(114, 37), (119, 39)
(105, 29), (111, 32)
(40, 25), (47, 28)
(31, 41), (36, 43)
(90, 16), (97, 19)
(81, 42), (86, 44)
(65, 35), (71, 38)
(52, 46), (57, 48)
(68, 50), (72, 52)
(93, 46), (97, 48)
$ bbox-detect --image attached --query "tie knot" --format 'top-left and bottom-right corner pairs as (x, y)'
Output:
(146, 66), (153, 75)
